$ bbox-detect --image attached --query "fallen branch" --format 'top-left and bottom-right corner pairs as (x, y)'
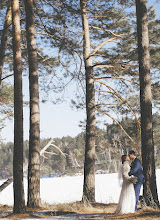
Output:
(0, 138), (65, 192)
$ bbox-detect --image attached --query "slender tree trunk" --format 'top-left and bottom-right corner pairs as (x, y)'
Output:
(135, 0), (159, 206)
(12, 0), (25, 214)
(0, 0), (12, 84)
(80, 0), (96, 203)
(24, 0), (41, 207)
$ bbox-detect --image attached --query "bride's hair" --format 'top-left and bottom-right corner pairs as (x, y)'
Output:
(121, 155), (127, 164)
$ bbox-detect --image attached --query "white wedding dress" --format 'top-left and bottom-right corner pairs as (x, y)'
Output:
(115, 161), (136, 214)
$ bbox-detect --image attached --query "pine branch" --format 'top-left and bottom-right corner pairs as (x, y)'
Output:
(0, 0), (12, 85)
(89, 25), (126, 38)
(92, 59), (139, 92)
(94, 79), (141, 132)
(95, 89), (121, 105)
(89, 37), (118, 57)
(95, 107), (141, 156)
(95, 76), (139, 85)
(96, 103), (118, 106)
(96, 107), (135, 142)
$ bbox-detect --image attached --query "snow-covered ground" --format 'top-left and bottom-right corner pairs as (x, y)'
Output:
(0, 170), (160, 206)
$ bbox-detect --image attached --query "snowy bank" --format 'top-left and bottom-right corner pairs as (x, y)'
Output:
(0, 170), (160, 206)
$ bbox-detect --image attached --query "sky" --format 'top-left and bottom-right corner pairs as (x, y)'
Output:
(1, 102), (86, 143)
(1, 76), (87, 143)
(1, 72), (109, 143)
(1, 0), (160, 143)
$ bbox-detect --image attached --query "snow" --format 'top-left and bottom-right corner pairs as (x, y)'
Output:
(0, 170), (160, 206)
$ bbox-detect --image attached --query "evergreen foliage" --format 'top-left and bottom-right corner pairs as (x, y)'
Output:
(0, 82), (14, 129)
(1, 113), (160, 179)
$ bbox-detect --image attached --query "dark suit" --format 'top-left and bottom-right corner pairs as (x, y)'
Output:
(128, 157), (144, 211)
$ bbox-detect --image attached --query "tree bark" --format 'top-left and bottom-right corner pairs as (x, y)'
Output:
(80, 0), (96, 203)
(135, 0), (159, 206)
(12, 0), (26, 214)
(24, 0), (41, 207)
(0, 0), (12, 84)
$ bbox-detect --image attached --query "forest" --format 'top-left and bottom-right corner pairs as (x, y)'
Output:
(1, 113), (160, 179)
(0, 0), (160, 216)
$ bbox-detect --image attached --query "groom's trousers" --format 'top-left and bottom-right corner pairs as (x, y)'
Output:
(134, 181), (142, 211)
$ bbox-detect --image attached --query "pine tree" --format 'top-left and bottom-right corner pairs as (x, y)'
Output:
(135, 0), (159, 207)
(12, 0), (26, 213)
(24, 0), (41, 207)
(80, 0), (96, 203)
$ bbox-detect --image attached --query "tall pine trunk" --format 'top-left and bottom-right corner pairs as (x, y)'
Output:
(12, 0), (25, 213)
(80, 0), (96, 203)
(24, 0), (41, 207)
(0, 0), (12, 84)
(135, 0), (159, 206)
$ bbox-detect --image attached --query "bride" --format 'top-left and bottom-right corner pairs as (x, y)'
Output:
(115, 155), (137, 214)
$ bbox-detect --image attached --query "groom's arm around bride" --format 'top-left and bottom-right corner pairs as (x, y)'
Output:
(128, 150), (144, 211)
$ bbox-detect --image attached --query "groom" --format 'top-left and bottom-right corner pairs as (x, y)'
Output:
(128, 150), (144, 211)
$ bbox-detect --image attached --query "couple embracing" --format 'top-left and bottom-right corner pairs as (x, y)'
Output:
(115, 150), (144, 214)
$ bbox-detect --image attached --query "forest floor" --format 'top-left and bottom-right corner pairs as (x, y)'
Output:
(0, 202), (160, 219)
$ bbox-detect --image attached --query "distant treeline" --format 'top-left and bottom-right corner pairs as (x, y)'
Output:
(1, 113), (160, 179)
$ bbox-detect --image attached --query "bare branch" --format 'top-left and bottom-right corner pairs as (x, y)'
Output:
(95, 107), (141, 156)
(0, 138), (66, 192)
(89, 38), (118, 57)
(96, 103), (118, 106)
(94, 76), (139, 86)
(89, 25), (126, 38)
(40, 139), (54, 155)
(95, 89), (121, 105)
(50, 143), (66, 158)
(94, 79), (141, 129)
(96, 107), (135, 142)
(43, 151), (58, 155)
(1, 73), (14, 81)
(41, 154), (49, 159)
(92, 59), (139, 92)
(92, 60), (139, 77)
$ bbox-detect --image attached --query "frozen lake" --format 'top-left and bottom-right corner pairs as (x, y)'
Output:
(0, 170), (160, 205)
